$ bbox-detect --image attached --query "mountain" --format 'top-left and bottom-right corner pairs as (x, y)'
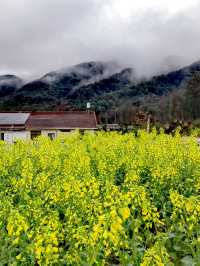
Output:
(0, 75), (23, 97)
(69, 68), (135, 101)
(41, 61), (122, 89)
(0, 61), (135, 110)
(0, 60), (200, 115)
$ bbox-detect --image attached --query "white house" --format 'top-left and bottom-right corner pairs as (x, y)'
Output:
(0, 111), (97, 143)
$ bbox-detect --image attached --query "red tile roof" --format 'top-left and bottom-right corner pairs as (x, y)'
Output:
(26, 111), (97, 130)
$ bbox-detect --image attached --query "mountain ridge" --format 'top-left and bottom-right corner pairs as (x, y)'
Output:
(0, 60), (200, 115)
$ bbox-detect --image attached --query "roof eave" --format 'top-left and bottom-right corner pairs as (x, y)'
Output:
(26, 127), (98, 130)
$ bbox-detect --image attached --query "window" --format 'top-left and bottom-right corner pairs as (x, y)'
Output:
(48, 133), (56, 140)
(61, 129), (71, 132)
(0, 133), (4, 141)
(31, 131), (41, 139)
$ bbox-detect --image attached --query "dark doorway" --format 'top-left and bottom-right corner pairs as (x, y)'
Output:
(31, 131), (41, 139)
(48, 133), (56, 140)
(0, 133), (4, 141)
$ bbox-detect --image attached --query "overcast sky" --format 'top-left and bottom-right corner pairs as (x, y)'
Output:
(0, 0), (200, 78)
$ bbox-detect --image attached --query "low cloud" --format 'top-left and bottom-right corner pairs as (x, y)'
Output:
(0, 0), (200, 78)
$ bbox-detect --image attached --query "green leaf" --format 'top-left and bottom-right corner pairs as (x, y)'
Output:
(181, 256), (195, 266)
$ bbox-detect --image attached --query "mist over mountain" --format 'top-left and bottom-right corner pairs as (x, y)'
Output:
(0, 61), (135, 109)
(0, 59), (200, 124)
(1, 0), (200, 78)
(0, 75), (23, 97)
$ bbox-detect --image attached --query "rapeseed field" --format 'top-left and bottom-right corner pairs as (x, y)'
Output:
(0, 131), (199, 265)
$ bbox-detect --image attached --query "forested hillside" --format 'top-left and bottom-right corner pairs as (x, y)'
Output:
(0, 60), (200, 125)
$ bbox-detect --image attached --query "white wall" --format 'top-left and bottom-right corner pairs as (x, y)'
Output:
(0, 129), (92, 143)
(41, 130), (75, 137)
(41, 130), (59, 138)
(1, 131), (30, 144)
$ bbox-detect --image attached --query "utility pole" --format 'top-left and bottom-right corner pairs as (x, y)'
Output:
(147, 114), (151, 133)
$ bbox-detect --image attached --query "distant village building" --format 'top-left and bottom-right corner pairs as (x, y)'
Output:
(0, 111), (97, 143)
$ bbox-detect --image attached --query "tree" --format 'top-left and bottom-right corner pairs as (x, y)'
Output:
(183, 72), (200, 120)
